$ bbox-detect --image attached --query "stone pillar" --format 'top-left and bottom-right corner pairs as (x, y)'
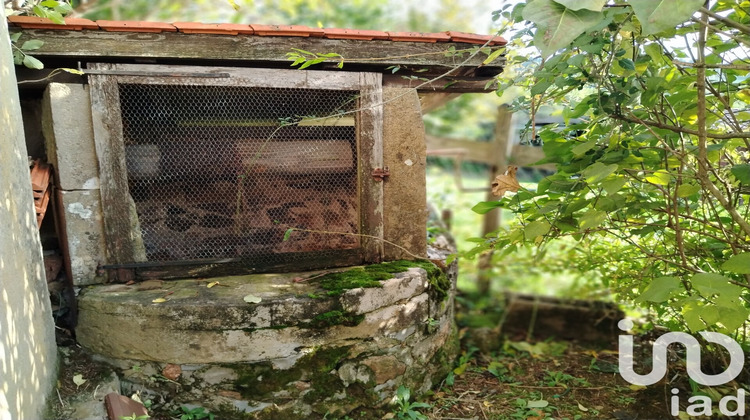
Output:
(42, 83), (107, 285)
(0, 7), (58, 419)
(382, 88), (428, 260)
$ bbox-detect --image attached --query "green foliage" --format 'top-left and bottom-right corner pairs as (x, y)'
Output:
(482, 0), (750, 337)
(7, 0), (73, 69)
(393, 385), (432, 420)
(172, 406), (214, 420)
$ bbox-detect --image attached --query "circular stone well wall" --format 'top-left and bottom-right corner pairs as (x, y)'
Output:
(76, 255), (457, 419)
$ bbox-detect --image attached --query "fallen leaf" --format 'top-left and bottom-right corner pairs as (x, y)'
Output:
(491, 166), (521, 197)
(72, 374), (86, 388)
(578, 402), (589, 412)
(162, 363), (181, 381)
(207, 281), (219, 288)
(152, 298), (167, 303)
(243, 294), (262, 304)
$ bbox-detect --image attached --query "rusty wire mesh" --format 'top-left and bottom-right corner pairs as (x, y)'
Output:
(119, 83), (360, 262)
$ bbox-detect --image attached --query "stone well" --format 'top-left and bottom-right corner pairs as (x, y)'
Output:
(76, 252), (457, 419)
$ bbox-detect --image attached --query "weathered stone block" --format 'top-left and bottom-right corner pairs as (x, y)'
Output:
(361, 355), (406, 385)
(340, 268), (427, 314)
(59, 189), (107, 285)
(42, 83), (99, 191)
(383, 88), (427, 260)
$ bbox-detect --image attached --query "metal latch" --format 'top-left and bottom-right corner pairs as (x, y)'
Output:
(371, 167), (390, 182)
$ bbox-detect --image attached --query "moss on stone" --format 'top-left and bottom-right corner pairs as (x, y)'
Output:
(232, 346), (351, 401)
(304, 310), (365, 328)
(318, 259), (449, 300)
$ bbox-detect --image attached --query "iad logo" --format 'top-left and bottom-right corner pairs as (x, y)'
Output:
(618, 319), (746, 416)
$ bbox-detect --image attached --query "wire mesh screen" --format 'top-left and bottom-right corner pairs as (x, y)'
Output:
(119, 83), (360, 263)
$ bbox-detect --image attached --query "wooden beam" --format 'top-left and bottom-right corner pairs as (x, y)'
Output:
(383, 74), (498, 93)
(425, 135), (495, 164)
(12, 29), (504, 77)
(358, 72), (384, 263)
(419, 93), (461, 113)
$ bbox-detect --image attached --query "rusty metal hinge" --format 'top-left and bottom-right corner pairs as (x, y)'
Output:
(371, 167), (390, 182)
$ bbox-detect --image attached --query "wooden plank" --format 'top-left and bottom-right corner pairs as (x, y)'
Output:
(98, 63), (363, 90)
(131, 249), (364, 280)
(13, 29), (503, 76)
(358, 72), (384, 263)
(384, 74), (498, 93)
(126, 140), (355, 180)
(425, 134), (495, 164)
(511, 144), (556, 171)
(88, 63), (139, 269)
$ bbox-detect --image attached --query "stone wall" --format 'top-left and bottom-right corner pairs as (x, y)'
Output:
(77, 256), (457, 419)
(0, 6), (58, 419)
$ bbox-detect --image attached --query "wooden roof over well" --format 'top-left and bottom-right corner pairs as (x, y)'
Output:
(8, 16), (506, 96)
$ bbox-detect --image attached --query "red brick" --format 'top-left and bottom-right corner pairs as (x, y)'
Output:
(105, 393), (148, 420)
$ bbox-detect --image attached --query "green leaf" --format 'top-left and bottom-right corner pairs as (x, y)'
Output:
(524, 220), (551, 241)
(522, 0), (604, 58)
(579, 209), (606, 230)
(45, 9), (65, 24)
(571, 138), (597, 155)
(582, 162), (618, 184)
(40, 0), (58, 7)
(60, 68), (84, 75)
(717, 305), (750, 331)
(526, 399), (550, 408)
(617, 58), (635, 70)
(482, 48), (505, 65)
(472, 201), (503, 215)
(629, 0), (704, 35)
(691, 273), (740, 296)
(644, 170), (671, 185)
(22, 55), (44, 70)
(635, 276), (681, 303)
(682, 301), (706, 332)
(282, 228), (294, 241)
(676, 183), (700, 197)
(531, 79), (553, 95)
(552, 0), (606, 11)
(397, 385), (410, 402)
(730, 164), (750, 184)
(722, 253), (750, 274)
(601, 177), (627, 195)
(20, 40), (44, 51)
(10, 32), (22, 43)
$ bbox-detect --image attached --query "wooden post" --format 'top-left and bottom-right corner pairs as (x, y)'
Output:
(477, 106), (512, 295)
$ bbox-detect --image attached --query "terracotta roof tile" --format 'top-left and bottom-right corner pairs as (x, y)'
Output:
(250, 24), (324, 37)
(446, 31), (507, 46)
(174, 22), (254, 35)
(7, 17), (506, 46)
(7, 15), (98, 30)
(97, 20), (177, 33)
(323, 28), (389, 41)
(386, 31), (452, 43)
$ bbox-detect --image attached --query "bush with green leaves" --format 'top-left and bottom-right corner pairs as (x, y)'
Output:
(472, 0), (750, 336)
